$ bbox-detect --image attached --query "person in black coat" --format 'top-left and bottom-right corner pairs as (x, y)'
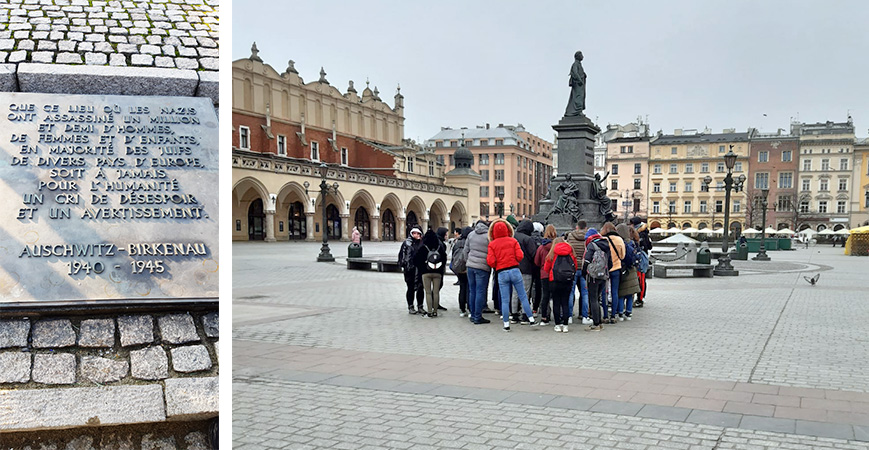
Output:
(398, 226), (424, 314)
(582, 229), (612, 331)
(414, 230), (447, 317)
(511, 220), (539, 323)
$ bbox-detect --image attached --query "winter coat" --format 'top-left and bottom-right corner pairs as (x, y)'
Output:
(635, 222), (652, 252)
(581, 234), (612, 278)
(486, 219), (523, 272)
(398, 236), (421, 273)
(565, 229), (587, 269)
(603, 232), (625, 272)
(542, 241), (577, 282)
(414, 230), (447, 276)
(450, 226), (474, 273)
(464, 222), (490, 271)
(621, 240), (637, 270)
(533, 239), (553, 279)
(514, 220), (539, 275)
(618, 240), (641, 296)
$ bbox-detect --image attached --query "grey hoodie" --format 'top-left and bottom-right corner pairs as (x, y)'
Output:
(463, 221), (490, 271)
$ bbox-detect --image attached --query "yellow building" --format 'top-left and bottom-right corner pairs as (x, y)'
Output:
(853, 137), (869, 227)
(648, 129), (750, 232)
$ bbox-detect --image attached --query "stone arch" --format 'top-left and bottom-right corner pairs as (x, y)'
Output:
(350, 189), (377, 240)
(833, 223), (846, 231)
(429, 198), (449, 232)
(817, 224), (827, 231)
(380, 192), (403, 242)
(275, 181), (310, 240)
(682, 222), (692, 229)
(698, 222), (708, 229)
(407, 195), (426, 232)
(233, 177), (269, 241)
(649, 220), (662, 229)
(449, 201), (468, 231)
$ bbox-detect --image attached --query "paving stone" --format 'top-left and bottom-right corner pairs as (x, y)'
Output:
(32, 353), (76, 384)
(214, 340), (219, 359)
(0, 352), (31, 383)
(0, 39), (14, 50)
(80, 355), (129, 383)
(158, 313), (199, 344)
(16, 39), (34, 50)
(56, 51), (83, 63)
(109, 52), (127, 66)
(141, 435), (176, 450)
(0, 384), (165, 431)
(99, 432), (135, 450)
(77, 41), (93, 52)
(0, 319), (30, 348)
(154, 55), (174, 67)
(739, 415), (796, 434)
(170, 344), (212, 373)
(117, 315), (154, 347)
(78, 318), (115, 347)
(84, 51), (108, 65)
(32, 319), (75, 348)
(175, 57), (198, 70)
(795, 420), (855, 440)
(202, 312), (218, 338)
(31, 50), (53, 62)
(8, 50), (27, 62)
(199, 56), (217, 70)
(130, 346), (168, 380)
(65, 436), (93, 450)
(131, 53), (152, 65)
(184, 431), (210, 450)
(685, 409), (742, 428)
(635, 404), (693, 422)
(164, 376), (218, 419)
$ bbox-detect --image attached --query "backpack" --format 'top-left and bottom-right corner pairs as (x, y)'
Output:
(637, 249), (650, 273)
(451, 239), (468, 274)
(552, 254), (576, 282)
(586, 241), (610, 280)
(425, 244), (444, 270)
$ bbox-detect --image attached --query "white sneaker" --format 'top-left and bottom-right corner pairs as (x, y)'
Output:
(562, 325), (569, 333)
(528, 316), (536, 324)
(568, 316), (574, 324)
(554, 324), (562, 332)
(618, 315), (624, 322)
(582, 317), (592, 325)
(625, 315), (631, 321)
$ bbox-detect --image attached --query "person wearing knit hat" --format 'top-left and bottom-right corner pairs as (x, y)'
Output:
(505, 215), (519, 228)
(398, 226), (425, 314)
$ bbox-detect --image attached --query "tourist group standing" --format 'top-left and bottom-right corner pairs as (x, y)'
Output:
(400, 216), (653, 332)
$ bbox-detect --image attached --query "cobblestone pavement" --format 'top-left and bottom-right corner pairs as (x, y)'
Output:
(0, 0), (218, 70)
(234, 241), (869, 447)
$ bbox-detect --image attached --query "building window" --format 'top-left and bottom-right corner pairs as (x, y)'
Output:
(611, 180), (618, 190)
(719, 145), (725, 153)
(495, 170), (504, 181)
(734, 162), (743, 172)
(436, 141), (443, 147)
(406, 156), (414, 172)
(634, 178), (641, 190)
(449, 155), (455, 166)
(865, 191), (869, 208)
(653, 182), (661, 193)
(668, 201), (676, 213)
(700, 200), (708, 213)
(818, 201), (828, 213)
(517, 186), (522, 198)
(480, 202), (489, 216)
(429, 161), (435, 176)
(239, 126), (250, 149)
(311, 141), (320, 161)
(653, 164), (661, 174)
(481, 186), (489, 197)
(685, 163), (693, 174)
(716, 181), (724, 191)
(821, 159), (830, 170)
(777, 196), (792, 211)
(437, 155), (444, 165)
(755, 173), (769, 189)
(495, 139), (503, 146)
(782, 150), (792, 162)
(819, 179), (828, 191)
(801, 178), (810, 191)
(716, 162), (725, 173)
(481, 169), (489, 181)
(517, 170), (521, 181)
(837, 200), (846, 214)
(517, 155), (522, 165)
(800, 200), (809, 213)
(495, 153), (504, 165)
(479, 154), (489, 165)
(480, 139), (488, 146)
(685, 181), (693, 192)
(612, 164), (619, 175)
(778, 172), (792, 189)
(671, 147), (678, 155)
(669, 163), (678, 174)
(652, 201), (660, 213)
(840, 158), (849, 171)
(733, 200), (741, 213)
(701, 162), (709, 173)
(669, 182), (677, 192)
(277, 134), (286, 155)
(684, 201), (692, 213)
(715, 200), (723, 213)
(758, 151), (769, 162)
(634, 163), (641, 174)
(495, 185), (504, 198)
(803, 159), (811, 171)
(838, 178), (847, 191)
(341, 147), (348, 165)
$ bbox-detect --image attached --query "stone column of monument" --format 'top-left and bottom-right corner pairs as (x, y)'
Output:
(371, 215), (381, 241)
(340, 214), (350, 241)
(305, 213), (316, 241)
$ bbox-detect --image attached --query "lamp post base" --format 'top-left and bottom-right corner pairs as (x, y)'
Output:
(752, 251), (770, 261)
(317, 243), (335, 262)
(713, 256), (739, 276)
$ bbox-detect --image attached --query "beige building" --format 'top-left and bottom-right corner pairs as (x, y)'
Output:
(648, 130), (751, 231)
(606, 136), (651, 222)
(427, 124), (553, 219)
(854, 137), (869, 227)
(231, 44), (478, 242)
(793, 120), (855, 231)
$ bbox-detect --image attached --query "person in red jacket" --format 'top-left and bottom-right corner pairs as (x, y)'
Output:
(486, 219), (536, 331)
(543, 237), (577, 332)
(533, 225), (558, 326)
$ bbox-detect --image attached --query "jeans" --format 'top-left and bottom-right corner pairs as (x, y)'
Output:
(511, 273), (533, 317)
(621, 294), (633, 316)
(587, 277), (606, 326)
(456, 272), (469, 313)
(539, 278), (552, 322)
(550, 280), (571, 326)
(568, 270), (589, 318)
(404, 269), (423, 309)
(421, 273), (442, 314)
(498, 268), (533, 324)
(467, 267), (489, 322)
(610, 270), (622, 316)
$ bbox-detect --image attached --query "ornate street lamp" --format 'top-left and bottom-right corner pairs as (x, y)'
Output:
(497, 191), (505, 218)
(713, 147), (746, 276)
(753, 187), (771, 261)
(316, 163), (340, 262)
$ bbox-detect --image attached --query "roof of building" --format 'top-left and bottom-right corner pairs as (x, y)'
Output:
(608, 136), (650, 143)
(428, 126), (521, 142)
(652, 132), (750, 145)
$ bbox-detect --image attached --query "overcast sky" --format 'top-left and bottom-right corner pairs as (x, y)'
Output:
(232, 0), (869, 144)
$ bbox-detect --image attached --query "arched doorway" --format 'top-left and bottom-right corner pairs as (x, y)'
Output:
(730, 221), (742, 235)
(406, 211), (418, 236)
(382, 209), (396, 241)
(429, 211), (441, 232)
(698, 222), (708, 229)
(355, 207), (370, 240)
(248, 199), (265, 241)
(288, 201), (306, 240)
(326, 204), (341, 239)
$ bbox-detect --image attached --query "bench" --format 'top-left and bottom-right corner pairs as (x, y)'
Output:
(346, 257), (402, 273)
(653, 263), (713, 278)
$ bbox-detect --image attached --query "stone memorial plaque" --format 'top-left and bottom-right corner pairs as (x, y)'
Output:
(0, 93), (218, 303)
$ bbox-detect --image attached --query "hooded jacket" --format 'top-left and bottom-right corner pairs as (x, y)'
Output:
(414, 229), (447, 275)
(533, 238), (553, 279)
(486, 219), (523, 271)
(464, 221), (490, 271)
(581, 233), (612, 278)
(565, 228), (587, 269)
(451, 226), (473, 269)
(398, 233), (422, 272)
(542, 241), (577, 282)
(513, 219), (539, 274)
(635, 222), (652, 252)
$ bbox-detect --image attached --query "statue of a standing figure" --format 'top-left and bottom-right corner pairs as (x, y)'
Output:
(564, 51), (586, 117)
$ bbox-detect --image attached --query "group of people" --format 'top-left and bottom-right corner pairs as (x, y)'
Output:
(399, 215), (653, 332)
